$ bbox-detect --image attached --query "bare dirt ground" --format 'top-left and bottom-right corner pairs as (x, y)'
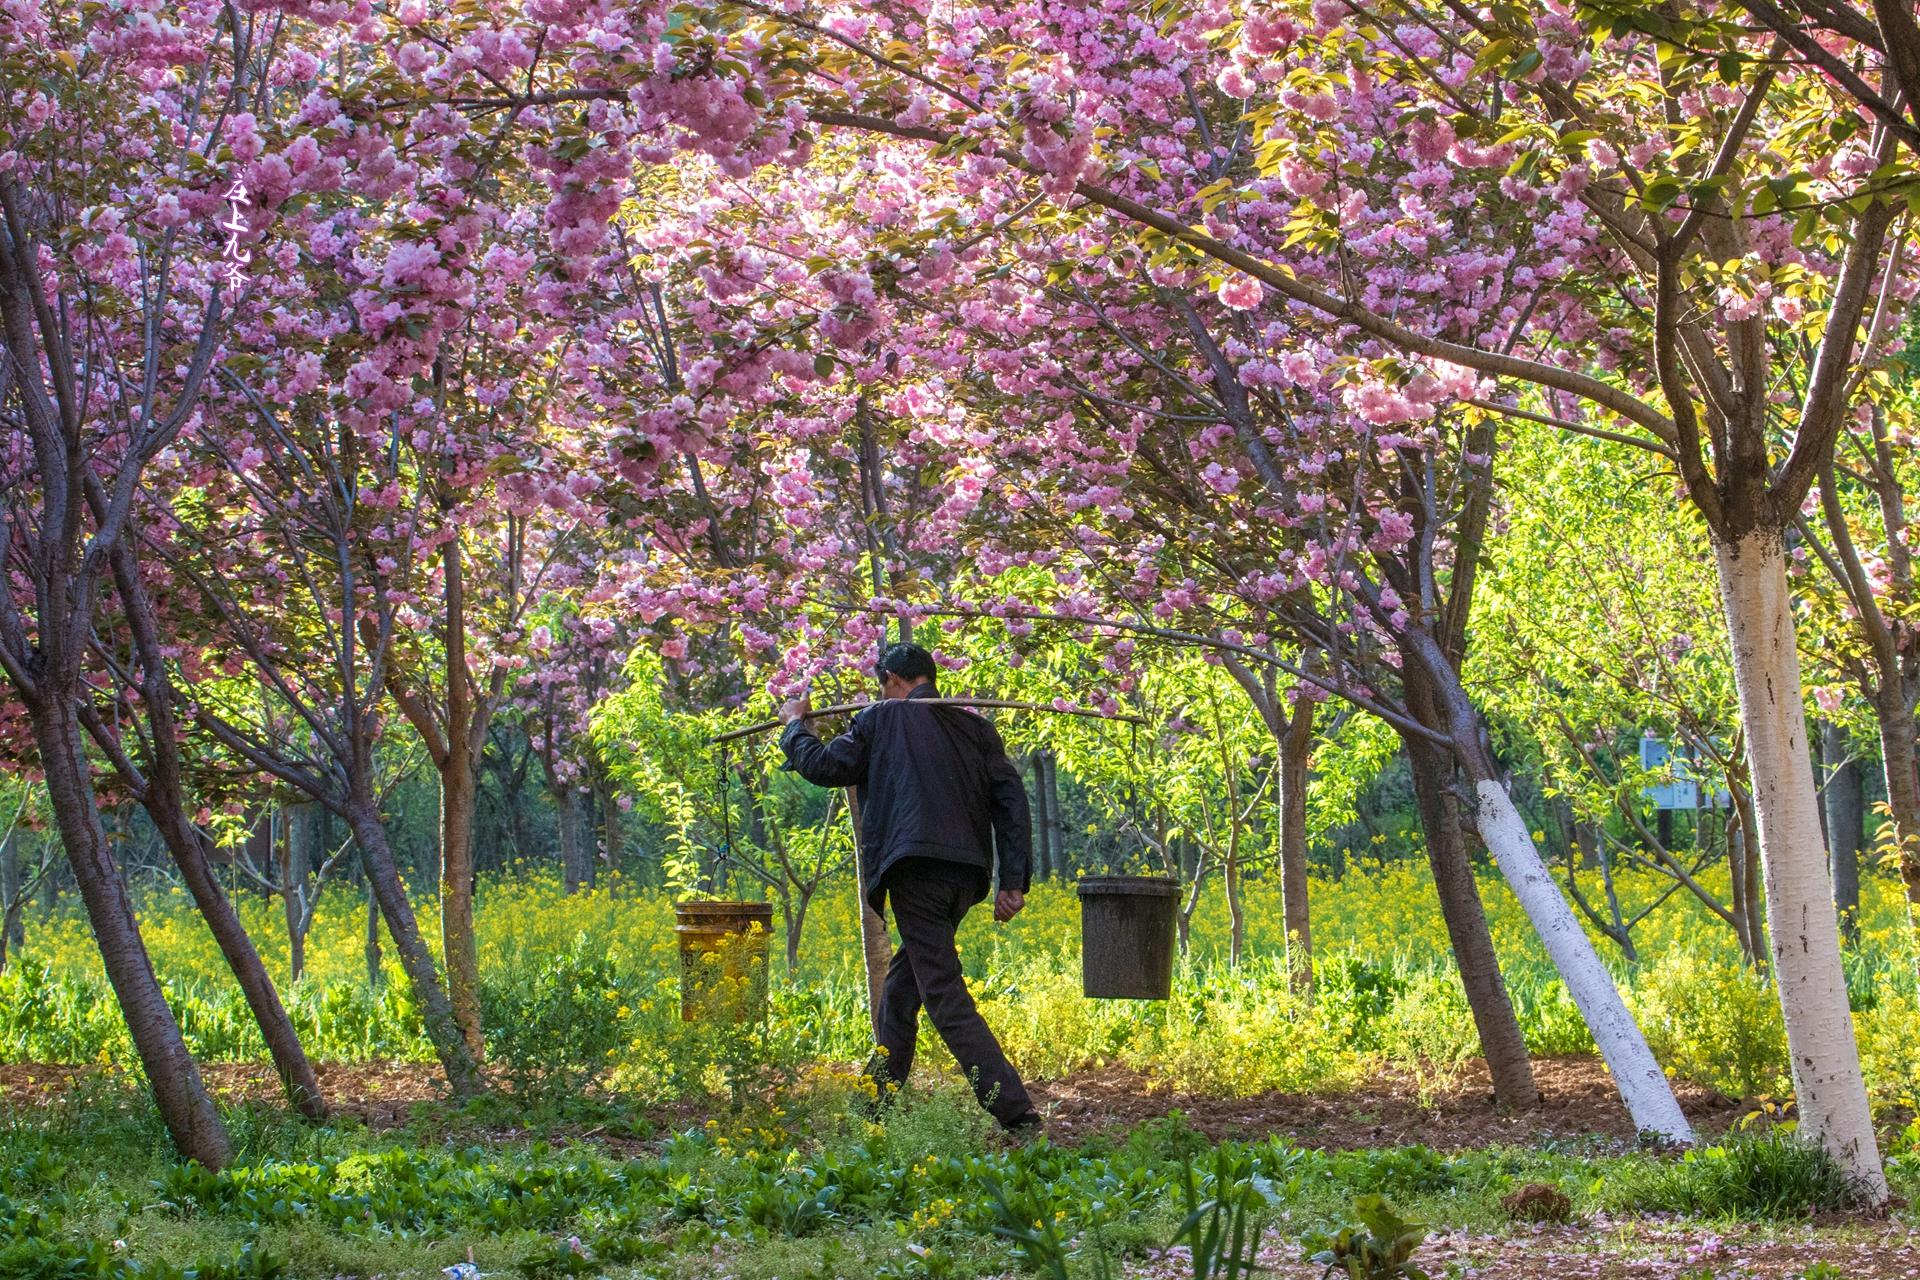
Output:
(1, 1054), (1752, 1150)
(1189, 1220), (1920, 1280)
(1027, 1056), (1751, 1150)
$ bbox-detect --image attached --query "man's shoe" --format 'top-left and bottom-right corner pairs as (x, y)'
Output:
(1001, 1111), (1045, 1142)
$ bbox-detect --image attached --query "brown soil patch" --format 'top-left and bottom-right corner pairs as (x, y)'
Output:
(0, 1054), (1818, 1154)
(1028, 1056), (1748, 1151)
(0, 1060), (449, 1128)
(1231, 1220), (1920, 1280)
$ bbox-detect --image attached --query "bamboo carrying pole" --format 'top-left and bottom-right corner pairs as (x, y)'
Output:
(706, 697), (1146, 745)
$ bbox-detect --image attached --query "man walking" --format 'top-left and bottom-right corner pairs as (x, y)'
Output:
(778, 642), (1041, 1133)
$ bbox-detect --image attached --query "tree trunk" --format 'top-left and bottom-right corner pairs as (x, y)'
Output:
(1724, 799), (1768, 969)
(1714, 530), (1883, 1195)
(1040, 750), (1067, 877)
(1473, 774), (1692, 1139)
(1404, 732), (1540, 1110)
(1403, 627), (1687, 1139)
(846, 789), (892, 1038)
(1224, 840), (1245, 967)
(99, 535), (327, 1117)
(284, 804), (319, 985)
(1029, 753), (1053, 880)
(1596, 831), (1639, 963)
(1821, 721), (1864, 943)
(33, 698), (231, 1167)
(557, 785), (589, 894)
(1278, 699), (1313, 989)
(430, 539), (486, 1061)
(439, 729), (483, 1060)
(143, 794), (326, 1119)
(1872, 684), (1920, 924)
(365, 888), (383, 989)
(596, 765), (623, 879)
(346, 796), (483, 1098)
(0, 830), (21, 962)
(786, 886), (813, 971)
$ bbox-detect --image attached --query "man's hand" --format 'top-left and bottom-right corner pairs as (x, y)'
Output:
(993, 889), (1025, 923)
(779, 689), (812, 726)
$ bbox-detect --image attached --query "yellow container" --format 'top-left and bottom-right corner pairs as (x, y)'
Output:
(673, 900), (773, 1022)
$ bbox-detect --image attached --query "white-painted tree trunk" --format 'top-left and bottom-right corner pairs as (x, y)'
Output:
(1715, 530), (1886, 1198)
(1473, 779), (1695, 1143)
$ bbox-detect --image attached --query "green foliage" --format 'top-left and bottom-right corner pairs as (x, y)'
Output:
(1312, 958), (1408, 1054)
(979, 1170), (1072, 1280)
(1303, 1196), (1430, 1280)
(1327, 1148), (1460, 1200)
(1630, 950), (1790, 1099)
(1602, 1128), (1863, 1218)
(481, 934), (632, 1100)
(1380, 972), (1477, 1106)
(1171, 1146), (1271, 1280)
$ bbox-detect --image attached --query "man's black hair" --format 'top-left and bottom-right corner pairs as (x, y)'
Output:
(875, 641), (938, 685)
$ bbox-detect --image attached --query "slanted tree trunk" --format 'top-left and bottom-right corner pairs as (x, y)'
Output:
(1821, 721), (1864, 943)
(86, 540), (327, 1119)
(1403, 727), (1540, 1111)
(140, 794), (326, 1118)
(345, 792), (482, 1098)
(1715, 530), (1879, 1189)
(1402, 627), (1685, 1139)
(1469, 769), (1689, 1140)
(33, 699), (231, 1167)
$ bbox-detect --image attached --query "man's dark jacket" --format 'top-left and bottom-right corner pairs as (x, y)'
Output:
(778, 684), (1032, 913)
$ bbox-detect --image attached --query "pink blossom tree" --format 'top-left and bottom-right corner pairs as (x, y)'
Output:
(682, 0), (1908, 1194)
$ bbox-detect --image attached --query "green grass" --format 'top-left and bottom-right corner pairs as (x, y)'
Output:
(1601, 1126), (1893, 1220)
(4, 1070), (1915, 1280)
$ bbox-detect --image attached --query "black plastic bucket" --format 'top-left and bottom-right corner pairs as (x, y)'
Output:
(1076, 875), (1178, 999)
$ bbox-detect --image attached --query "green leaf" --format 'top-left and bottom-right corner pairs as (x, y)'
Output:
(1641, 176), (1683, 211)
(1504, 49), (1543, 79)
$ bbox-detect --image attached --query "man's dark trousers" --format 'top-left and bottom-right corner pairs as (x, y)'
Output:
(872, 857), (1034, 1127)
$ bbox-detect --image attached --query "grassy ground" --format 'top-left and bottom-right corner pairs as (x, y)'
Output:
(5, 868), (1919, 1276)
(3, 1061), (1918, 1280)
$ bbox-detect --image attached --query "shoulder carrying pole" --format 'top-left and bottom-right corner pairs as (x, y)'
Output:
(707, 697), (1144, 745)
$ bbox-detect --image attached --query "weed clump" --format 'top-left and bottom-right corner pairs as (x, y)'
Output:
(1603, 1128), (1863, 1219)
(1499, 1181), (1573, 1223)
